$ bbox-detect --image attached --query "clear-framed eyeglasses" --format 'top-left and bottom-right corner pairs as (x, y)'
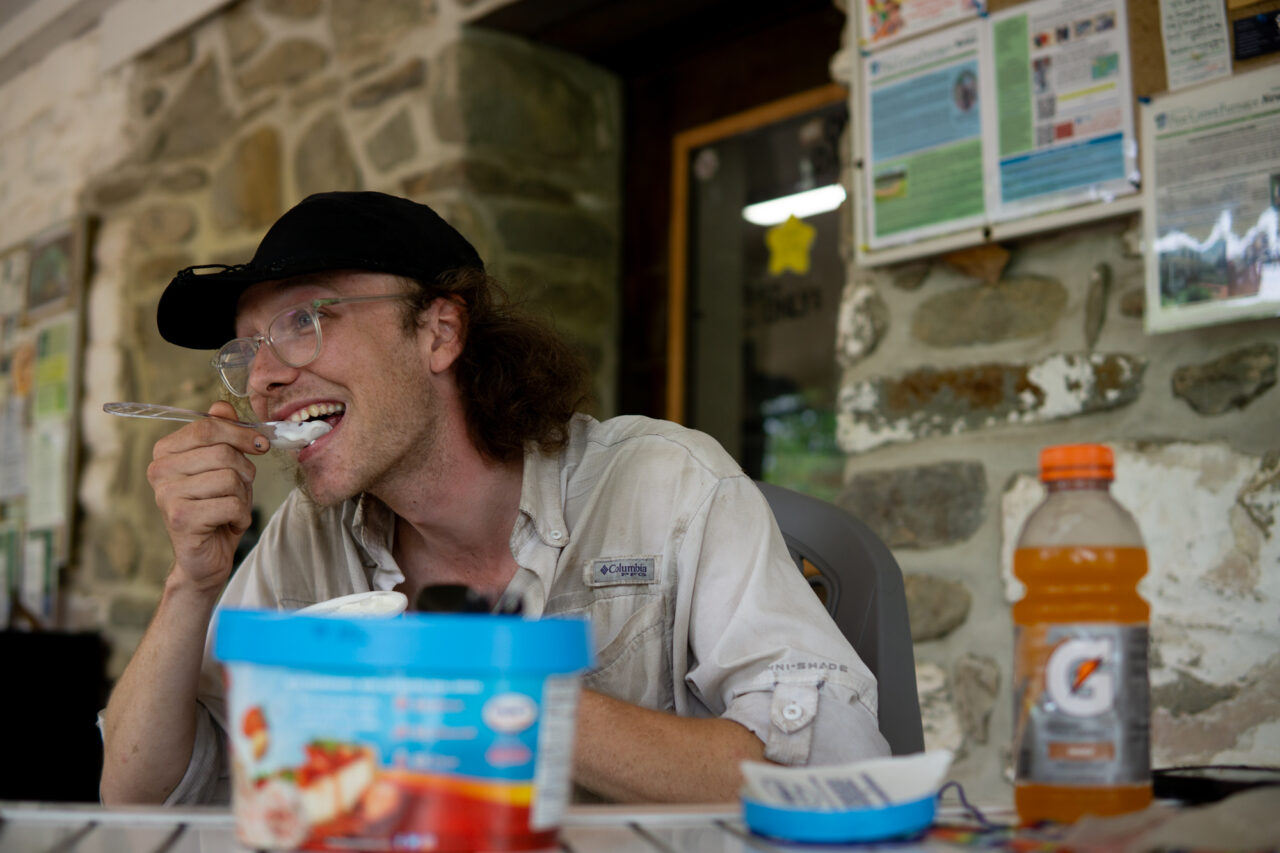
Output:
(211, 294), (407, 397)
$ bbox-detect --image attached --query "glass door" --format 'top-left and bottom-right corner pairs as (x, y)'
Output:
(670, 85), (849, 500)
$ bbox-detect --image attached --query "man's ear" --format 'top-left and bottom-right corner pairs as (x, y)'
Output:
(420, 296), (466, 373)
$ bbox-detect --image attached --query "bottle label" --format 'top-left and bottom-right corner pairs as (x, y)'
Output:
(1013, 623), (1149, 785)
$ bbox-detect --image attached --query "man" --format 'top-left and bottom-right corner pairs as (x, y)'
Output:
(99, 191), (889, 807)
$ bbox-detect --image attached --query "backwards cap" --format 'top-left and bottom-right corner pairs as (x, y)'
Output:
(156, 191), (483, 349)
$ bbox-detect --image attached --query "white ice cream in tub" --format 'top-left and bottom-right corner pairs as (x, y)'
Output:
(297, 591), (407, 616)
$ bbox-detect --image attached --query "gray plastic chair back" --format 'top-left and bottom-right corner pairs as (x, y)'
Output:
(756, 480), (925, 755)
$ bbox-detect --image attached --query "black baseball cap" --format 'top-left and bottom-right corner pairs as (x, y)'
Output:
(156, 191), (484, 349)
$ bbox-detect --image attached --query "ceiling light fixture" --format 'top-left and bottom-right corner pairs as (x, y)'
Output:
(742, 184), (847, 226)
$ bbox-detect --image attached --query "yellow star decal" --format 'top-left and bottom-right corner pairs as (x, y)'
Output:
(765, 215), (816, 275)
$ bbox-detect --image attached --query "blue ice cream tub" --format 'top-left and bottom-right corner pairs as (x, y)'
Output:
(215, 609), (593, 852)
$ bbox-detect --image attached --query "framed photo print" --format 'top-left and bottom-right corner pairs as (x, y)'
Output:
(24, 225), (80, 320)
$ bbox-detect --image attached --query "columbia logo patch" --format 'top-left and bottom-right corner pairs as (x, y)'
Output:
(588, 556), (657, 585)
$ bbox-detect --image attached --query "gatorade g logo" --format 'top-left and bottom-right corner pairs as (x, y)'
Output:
(1046, 637), (1114, 716)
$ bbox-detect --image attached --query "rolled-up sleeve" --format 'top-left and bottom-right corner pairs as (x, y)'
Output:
(680, 475), (890, 765)
(162, 701), (230, 805)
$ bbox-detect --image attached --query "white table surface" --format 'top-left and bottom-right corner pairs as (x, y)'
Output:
(0, 800), (1003, 853)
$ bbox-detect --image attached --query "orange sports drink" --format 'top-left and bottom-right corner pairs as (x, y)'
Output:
(1012, 444), (1152, 824)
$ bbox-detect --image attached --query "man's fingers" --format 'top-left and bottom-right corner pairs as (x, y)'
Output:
(206, 400), (240, 421)
(164, 494), (254, 539)
(160, 466), (254, 504)
(154, 466), (252, 519)
(152, 416), (267, 460)
(149, 442), (258, 489)
(151, 452), (255, 539)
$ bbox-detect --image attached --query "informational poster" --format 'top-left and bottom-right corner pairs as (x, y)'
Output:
(858, 0), (986, 49)
(0, 520), (19, 623)
(32, 318), (73, 421)
(1158, 0), (1231, 91)
(986, 0), (1137, 222)
(1143, 65), (1280, 334)
(26, 229), (76, 319)
(0, 247), (27, 352)
(0, 396), (26, 501)
(862, 22), (990, 248)
(25, 303), (76, 529)
(26, 423), (68, 528)
(20, 528), (53, 622)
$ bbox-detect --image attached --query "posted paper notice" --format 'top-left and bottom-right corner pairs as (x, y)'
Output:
(862, 21), (990, 248)
(987, 0), (1137, 221)
(1142, 66), (1280, 333)
(859, 0), (986, 50)
(1159, 0), (1231, 92)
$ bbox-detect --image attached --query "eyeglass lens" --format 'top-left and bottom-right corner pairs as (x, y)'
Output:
(213, 305), (322, 396)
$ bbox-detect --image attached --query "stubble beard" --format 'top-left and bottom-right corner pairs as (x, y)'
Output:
(292, 382), (445, 510)
(293, 464), (314, 504)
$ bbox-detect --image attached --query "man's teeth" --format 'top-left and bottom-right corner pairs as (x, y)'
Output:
(287, 403), (345, 423)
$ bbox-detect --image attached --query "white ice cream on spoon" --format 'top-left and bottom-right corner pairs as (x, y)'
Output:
(270, 420), (332, 444)
(271, 402), (343, 447)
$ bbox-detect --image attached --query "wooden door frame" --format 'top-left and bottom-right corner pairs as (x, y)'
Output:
(666, 81), (848, 423)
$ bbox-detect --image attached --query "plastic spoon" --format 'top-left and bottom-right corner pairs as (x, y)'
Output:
(103, 401), (332, 449)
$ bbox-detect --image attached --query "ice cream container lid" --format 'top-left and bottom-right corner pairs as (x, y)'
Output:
(741, 793), (936, 843)
(215, 609), (594, 674)
(738, 750), (951, 843)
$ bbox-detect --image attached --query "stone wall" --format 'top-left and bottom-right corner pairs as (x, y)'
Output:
(68, 0), (620, 676)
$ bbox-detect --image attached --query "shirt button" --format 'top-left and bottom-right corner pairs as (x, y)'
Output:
(782, 702), (803, 721)
(550, 530), (563, 540)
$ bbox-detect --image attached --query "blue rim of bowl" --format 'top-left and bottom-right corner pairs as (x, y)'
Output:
(741, 792), (937, 843)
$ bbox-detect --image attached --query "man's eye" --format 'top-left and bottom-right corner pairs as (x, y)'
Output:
(281, 309), (318, 335)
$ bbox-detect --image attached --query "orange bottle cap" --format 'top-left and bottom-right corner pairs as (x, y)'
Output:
(1039, 443), (1114, 481)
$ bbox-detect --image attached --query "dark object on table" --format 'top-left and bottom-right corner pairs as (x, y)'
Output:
(1153, 765), (1280, 804)
(414, 584), (491, 613)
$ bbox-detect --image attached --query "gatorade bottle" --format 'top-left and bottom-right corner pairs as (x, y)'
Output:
(1012, 444), (1152, 824)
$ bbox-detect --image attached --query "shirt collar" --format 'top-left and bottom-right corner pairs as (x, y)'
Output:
(519, 439), (570, 547)
(350, 492), (401, 589)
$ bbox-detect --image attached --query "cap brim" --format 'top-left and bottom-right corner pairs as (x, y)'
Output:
(157, 267), (256, 350)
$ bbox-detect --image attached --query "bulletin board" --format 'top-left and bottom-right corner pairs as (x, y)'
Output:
(0, 217), (90, 629)
(851, 0), (1280, 266)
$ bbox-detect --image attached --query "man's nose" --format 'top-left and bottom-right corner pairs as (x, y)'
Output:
(247, 342), (301, 395)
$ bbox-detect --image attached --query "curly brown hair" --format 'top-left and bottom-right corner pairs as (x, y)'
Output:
(398, 267), (591, 463)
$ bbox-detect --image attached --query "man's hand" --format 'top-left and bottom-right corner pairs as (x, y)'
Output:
(148, 400), (268, 594)
(573, 689), (767, 803)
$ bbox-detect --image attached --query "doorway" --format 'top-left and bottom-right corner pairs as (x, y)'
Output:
(471, 0), (847, 429)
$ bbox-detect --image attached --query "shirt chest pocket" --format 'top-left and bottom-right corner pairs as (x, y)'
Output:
(547, 583), (674, 712)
